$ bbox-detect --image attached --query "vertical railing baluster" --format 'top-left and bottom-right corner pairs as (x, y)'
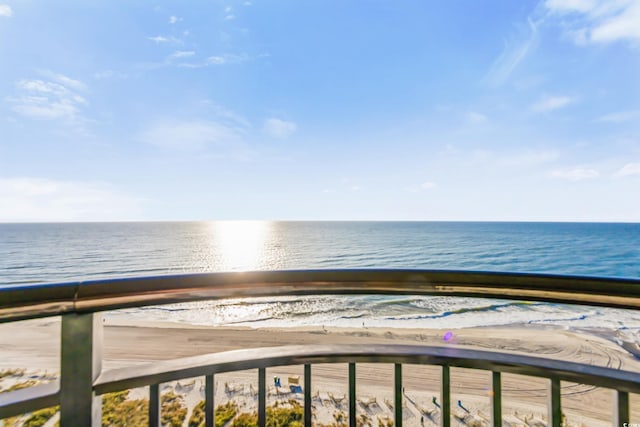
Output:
(491, 371), (501, 427)
(60, 313), (103, 427)
(441, 365), (450, 427)
(394, 363), (403, 427)
(149, 384), (160, 427)
(304, 364), (311, 427)
(614, 390), (629, 426)
(549, 378), (561, 427)
(205, 374), (215, 427)
(258, 368), (266, 427)
(349, 363), (356, 427)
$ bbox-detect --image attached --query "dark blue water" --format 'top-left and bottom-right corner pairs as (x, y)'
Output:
(1, 222), (638, 285)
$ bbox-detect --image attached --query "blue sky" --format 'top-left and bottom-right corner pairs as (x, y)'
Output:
(1, 0), (639, 222)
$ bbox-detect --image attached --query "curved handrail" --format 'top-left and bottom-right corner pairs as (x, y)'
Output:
(2, 269), (640, 323)
(94, 343), (640, 395)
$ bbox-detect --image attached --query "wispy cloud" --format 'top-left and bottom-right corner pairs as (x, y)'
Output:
(0, 4), (12, 17)
(467, 111), (488, 124)
(41, 70), (87, 92)
(551, 167), (599, 181)
(224, 6), (235, 20)
(8, 72), (89, 122)
(545, 0), (640, 44)
(597, 110), (640, 123)
(404, 181), (437, 193)
(263, 118), (297, 138)
(616, 162), (640, 177)
(139, 120), (244, 152)
(169, 15), (181, 24)
(0, 177), (144, 222)
(465, 148), (560, 169)
(485, 18), (539, 87)
(147, 35), (182, 44)
(530, 95), (575, 112)
(169, 50), (196, 59)
(205, 102), (252, 129)
(421, 182), (437, 190)
(206, 53), (248, 65)
(176, 53), (250, 68)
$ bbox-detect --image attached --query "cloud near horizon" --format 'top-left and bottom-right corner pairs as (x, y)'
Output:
(0, 177), (144, 222)
(551, 167), (599, 181)
(421, 182), (437, 190)
(616, 163), (640, 177)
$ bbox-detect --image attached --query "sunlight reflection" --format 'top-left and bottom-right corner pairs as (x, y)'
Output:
(209, 221), (271, 271)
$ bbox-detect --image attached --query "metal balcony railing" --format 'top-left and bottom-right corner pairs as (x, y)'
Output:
(1, 269), (640, 427)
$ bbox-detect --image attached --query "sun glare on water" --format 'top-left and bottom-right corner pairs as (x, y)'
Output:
(209, 221), (272, 271)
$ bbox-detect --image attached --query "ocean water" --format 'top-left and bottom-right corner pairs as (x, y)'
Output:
(1, 221), (640, 330)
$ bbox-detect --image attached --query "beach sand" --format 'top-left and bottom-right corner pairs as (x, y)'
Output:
(1, 318), (639, 426)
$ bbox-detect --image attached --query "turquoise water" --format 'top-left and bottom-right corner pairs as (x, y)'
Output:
(1, 221), (639, 330)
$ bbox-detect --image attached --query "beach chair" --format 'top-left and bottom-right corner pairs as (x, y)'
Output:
(359, 396), (377, 408)
(176, 379), (195, 392)
(317, 392), (332, 406)
(457, 399), (469, 413)
(288, 375), (300, 385)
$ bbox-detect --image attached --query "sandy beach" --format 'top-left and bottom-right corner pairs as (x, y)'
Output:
(1, 318), (639, 426)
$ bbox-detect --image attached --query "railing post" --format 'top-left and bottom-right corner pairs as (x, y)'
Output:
(206, 374), (215, 427)
(394, 363), (402, 427)
(304, 364), (311, 427)
(441, 365), (450, 427)
(258, 368), (266, 427)
(149, 384), (160, 427)
(491, 371), (501, 427)
(349, 363), (356, 427)
(549, 378), (561, 427)
(60, 313), (103, 427)
(614, 390), (629, 426)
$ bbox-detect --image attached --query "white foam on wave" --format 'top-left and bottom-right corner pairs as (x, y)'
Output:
(107, 295), (640, 332)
